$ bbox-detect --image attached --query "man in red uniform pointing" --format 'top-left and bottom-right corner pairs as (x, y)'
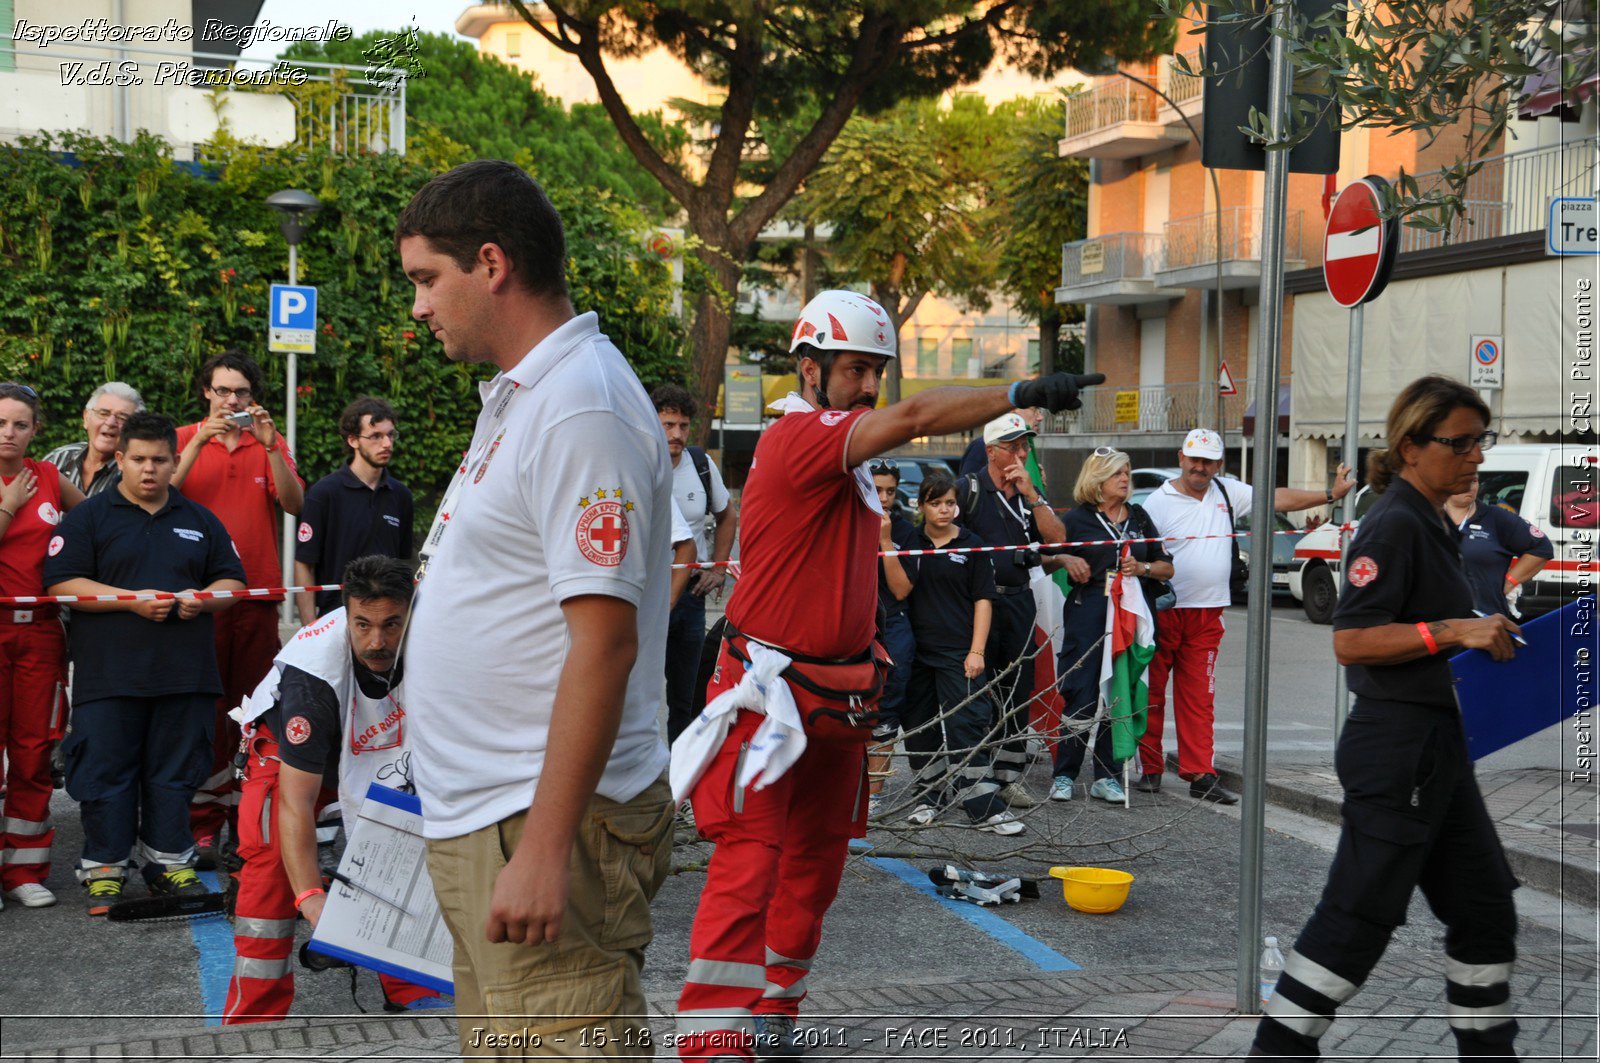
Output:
(673, 290), (1102, 1060)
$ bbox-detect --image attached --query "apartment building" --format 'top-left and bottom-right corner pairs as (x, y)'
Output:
(1052, 25), (1594, 489)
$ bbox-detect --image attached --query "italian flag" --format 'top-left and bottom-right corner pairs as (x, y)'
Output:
(1101, 547), (1156, 763)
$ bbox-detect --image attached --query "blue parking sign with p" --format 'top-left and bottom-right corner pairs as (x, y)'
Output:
(269, 284), (317, 354)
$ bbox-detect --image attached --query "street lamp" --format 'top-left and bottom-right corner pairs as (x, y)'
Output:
(266, 189), (321, 622)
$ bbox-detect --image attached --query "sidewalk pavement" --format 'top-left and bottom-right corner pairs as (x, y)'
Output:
(11, 947), (1595, 1060)
(1210, 755), (1600, 906)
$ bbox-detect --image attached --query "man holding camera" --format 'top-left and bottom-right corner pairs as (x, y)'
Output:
(955, 413), (1085, 809)
(174, 351), (305, 860)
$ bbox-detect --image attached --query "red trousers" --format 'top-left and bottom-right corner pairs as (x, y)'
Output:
(223, 726), (436, 1023)
(192, 601), (280, 842)
(676, 649), (868, 1061)
(1139, 606), (1225, 780)
(0, 620), (64, 889)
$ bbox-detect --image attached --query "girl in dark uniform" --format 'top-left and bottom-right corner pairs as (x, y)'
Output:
(900, 473), (1023, 835)
(1251, 375), (1523, 1062)
(1049, 448), (1173, 804)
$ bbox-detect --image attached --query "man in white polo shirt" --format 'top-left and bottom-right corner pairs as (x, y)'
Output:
(397, 160), (674, 1058)
(1139, 429), (1353, 804)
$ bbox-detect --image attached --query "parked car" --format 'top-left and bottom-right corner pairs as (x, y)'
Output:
(887, 457), (955, 510)
(1131, 467), (1181, 491)
(1287, 444), (1596, 623)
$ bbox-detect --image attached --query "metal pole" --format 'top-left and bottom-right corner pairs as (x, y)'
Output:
(1333, 303), (1363, 740)
(1238, 0), (1293, 1017)
(281, 243), (299, 627)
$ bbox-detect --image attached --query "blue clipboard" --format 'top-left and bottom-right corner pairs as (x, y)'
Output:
(1451, 596), (1597, 761)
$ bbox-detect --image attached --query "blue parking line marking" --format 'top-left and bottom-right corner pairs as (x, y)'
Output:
(192, 870), (234, 1024)
(854, 844), (1080, 972)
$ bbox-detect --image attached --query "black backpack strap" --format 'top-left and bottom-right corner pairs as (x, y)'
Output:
(688, 446), (713, 501)
(959, 473), (982, 522)
(1216, 481), (1241, 561)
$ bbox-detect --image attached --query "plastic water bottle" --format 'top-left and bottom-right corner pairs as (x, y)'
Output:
(1260, 936), (1286, 1007)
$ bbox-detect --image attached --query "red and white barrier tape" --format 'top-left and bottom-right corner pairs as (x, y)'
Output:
(4, 525), (1354, 606)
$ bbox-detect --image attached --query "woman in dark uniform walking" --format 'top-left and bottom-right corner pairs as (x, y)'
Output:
(1251, 375), (1523, 1061)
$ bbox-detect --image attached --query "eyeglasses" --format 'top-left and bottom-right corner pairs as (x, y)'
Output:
(359, 431), (399, 444)
(89, 407), (132, 424)
(1093, 446), (1117, 457)
(0, 382), (38, 398)
(1420, 430), (1497, 455)
(208, 385), (253, 401)
(868, 459), (899, 475)
(992, 439), (1031, 454)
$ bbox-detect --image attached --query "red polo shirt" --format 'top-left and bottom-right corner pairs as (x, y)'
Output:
(175, 424), (302, 596)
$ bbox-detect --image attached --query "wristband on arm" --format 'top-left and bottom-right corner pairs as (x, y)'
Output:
(295, 887), (326, 911)
(1416, 622), (1439, 655)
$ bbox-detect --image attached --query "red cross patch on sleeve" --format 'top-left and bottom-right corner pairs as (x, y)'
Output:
(575, 489), (630, 566)
(285, 715), (312, 745)
(1348, 556), (1379, 587)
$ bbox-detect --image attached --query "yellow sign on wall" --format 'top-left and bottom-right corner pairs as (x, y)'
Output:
(1114, 389), (1140, 424)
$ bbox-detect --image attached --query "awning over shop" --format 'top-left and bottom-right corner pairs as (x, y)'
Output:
(1518, 46), (1598, 119)
(1291, 259), (1568, 440)
(1242, 383), (1291, 437)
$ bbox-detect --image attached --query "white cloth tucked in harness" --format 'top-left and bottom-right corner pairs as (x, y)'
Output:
(670, 641), (807, 804)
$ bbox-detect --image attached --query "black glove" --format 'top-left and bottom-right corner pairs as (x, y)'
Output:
(1010, 373), (1105, 413)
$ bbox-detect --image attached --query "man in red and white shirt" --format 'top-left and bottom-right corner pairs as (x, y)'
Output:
(1139, 429), (1353, 803)
(173, 350), (304, 857)
(673, 291), (1103, 1061)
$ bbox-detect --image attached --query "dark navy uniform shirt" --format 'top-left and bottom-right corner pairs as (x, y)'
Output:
(44, 487), (246, 703)
(1333, 476), (1474, 708)
(958, 468), (1040, 589)
(878, 511), (919, 618)
(295, 465), (414, 615)
(906, 525), (997, 658)
(1455, 500), (1553, 616)
(1058, 503), (1173, 603)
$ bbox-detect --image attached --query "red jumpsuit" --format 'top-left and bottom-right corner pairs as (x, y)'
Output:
(0, 458), (65, 891)
(676, 405), (880, 1061)
(223, 723), (435, 1022)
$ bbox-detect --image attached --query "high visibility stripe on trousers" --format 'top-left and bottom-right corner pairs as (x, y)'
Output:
(1, 620), (64, 890)
(1445, 955), (1518, 1047)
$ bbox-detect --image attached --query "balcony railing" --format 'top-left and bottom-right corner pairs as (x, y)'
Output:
(1040, 381), (1266, 437)
(1397, 140), (1592, 252)
(1064, 78), (1163, 139)
(1060, 232), (1166, 287)
(1158, 50), (1204, 113)
(1163, 207), (1304, 271)
(0, 38), (406, 157)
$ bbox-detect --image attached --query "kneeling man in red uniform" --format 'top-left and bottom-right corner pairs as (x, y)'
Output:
(672, 290), (1103, 1060)
(223, 555), (438, 1022)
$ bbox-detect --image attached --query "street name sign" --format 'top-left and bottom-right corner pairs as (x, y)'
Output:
(1548, 197), (1599, 256)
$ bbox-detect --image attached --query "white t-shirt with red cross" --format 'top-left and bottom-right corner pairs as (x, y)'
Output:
(403, 313), (673, 840)
(1141, 475), (1253, 610)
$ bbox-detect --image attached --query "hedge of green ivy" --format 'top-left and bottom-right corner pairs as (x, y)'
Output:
(0, 132), (690, 517)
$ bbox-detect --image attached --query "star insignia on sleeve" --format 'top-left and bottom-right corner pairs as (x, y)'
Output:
(593, 487), (608, 499)
(624, 501), (635, 512)
(578, 496), (590, 508)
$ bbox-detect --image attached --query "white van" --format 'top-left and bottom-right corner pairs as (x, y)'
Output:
(1287, 444), (1598, 623)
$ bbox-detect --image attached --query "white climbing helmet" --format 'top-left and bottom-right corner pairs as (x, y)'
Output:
(787, 290), (898, 360)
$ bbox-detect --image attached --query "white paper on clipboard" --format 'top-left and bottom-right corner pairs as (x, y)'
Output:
(306, 783), (454, 994)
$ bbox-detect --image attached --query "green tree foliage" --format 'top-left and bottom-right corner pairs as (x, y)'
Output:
(280, 30), (685, 218)
(501, 0), (1173, 439)
(0, 133), (687, 523)
(991, 94), (1089, 375)
(802, 95), (1000, 337)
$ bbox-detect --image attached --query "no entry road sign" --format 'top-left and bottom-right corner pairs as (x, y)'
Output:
(1324, 177), (1400, 309)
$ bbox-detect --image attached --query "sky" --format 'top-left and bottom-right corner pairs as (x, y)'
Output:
(239, 0), (471, 64)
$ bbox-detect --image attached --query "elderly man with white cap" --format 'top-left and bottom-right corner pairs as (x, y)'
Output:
(1139, 429), (1354, 803)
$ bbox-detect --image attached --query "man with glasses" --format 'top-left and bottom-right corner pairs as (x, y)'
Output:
(173, 350), (305, 863)
(43, 382), (145, 497)
(1139, 428), (1354, 804)
(954, 412), (1082, 809)
(294, 397), (414, 625)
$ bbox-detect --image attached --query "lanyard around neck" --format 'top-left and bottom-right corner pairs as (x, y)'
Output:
(417, 380), (522, 577)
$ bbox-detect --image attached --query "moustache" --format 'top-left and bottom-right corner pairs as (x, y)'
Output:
(360, 649), (396, 662)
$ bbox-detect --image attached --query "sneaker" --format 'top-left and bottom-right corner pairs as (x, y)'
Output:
(1089, 777), (1127, 803)
(193, 835), (219, 872)
(1135, 772), (1163, 793)
(867, 793), (884, 819)
(1049, 777), (1075, 802)
(976, 811), (1026, 836)
(85, 876), (124, 917)
(1190, 774), (1239, 805)
(5, 883), (56, 908)
(754, 1012), (802, 1058)
(149, 866), (209, 898)
(906, 803), (940, 827)
(999, 781), (1040, 809)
